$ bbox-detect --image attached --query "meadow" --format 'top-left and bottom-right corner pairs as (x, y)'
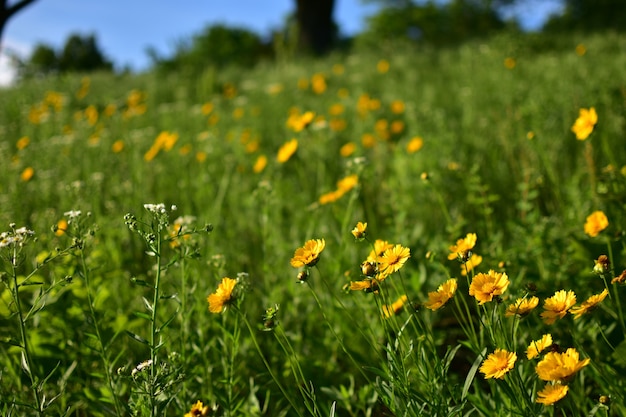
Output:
(0, 30), (625, 416)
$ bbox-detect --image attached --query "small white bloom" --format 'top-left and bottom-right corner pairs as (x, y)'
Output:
(64, 210), (82, 219)
(131, 359), (153, 376)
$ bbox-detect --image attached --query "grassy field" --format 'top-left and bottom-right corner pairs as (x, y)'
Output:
(1, 30), (626, 416)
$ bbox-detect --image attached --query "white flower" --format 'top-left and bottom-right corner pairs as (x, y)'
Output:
(131, 359), (153, 376)
(143, 203), (166, 214)
(64, 210), (82, 219)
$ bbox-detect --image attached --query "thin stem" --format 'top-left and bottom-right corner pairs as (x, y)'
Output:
(306, 280), (371, 383)
(150, 231), (162, 417)
(80, 250), (123, 417)
(238, 310), (305, 417)
(11, 261), (43, 416)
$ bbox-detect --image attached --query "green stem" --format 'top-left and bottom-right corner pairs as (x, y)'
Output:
(306, 281), (371, 382)
(150, 232), (162, 417)
(80, 250), (123, 417)
(238, 310), (305, 417)
(606, 241), (626, 335)
(11, 258), (43, 416)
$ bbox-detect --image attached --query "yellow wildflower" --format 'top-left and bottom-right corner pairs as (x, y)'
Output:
(277, 139), (298, 163)
(424, 278), (457, 311)
(406, 137), (423, 153)
(584, 210), (608, 237)
(351, 222), (367, 239)
(480, 349), (517, 379)
(526, 334), (553, 360)
(382, 295), (408, 318)
(378, 244), (410, 276)
(571, 107), (597, 140)
(469, 270), (509, 305)
(570, 289), (608, 319)
(541, 290), (577, 325)
(536, 348), (589, 382)
(185, 400), (210, 417)
(207, 277), (237, 313)
(253, 155), (268, 173)
(505, 296), (539, 318)
(536, 384), (569, 405)
(290, 239), (326, 268)
(448, 233), (477, 261)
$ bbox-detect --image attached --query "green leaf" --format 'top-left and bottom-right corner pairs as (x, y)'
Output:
(462, 347), (486, 401)
(133, 311), (153, 321)
(125, 330), (149, 346)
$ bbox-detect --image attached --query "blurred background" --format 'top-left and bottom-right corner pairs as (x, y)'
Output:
(0, 0), (623, 86)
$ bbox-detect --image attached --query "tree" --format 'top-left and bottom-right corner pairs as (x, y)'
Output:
(0, 0), (38, 54)
(58, 33), (113, 72)
(294, 0), (337, 54)
(544, 0), (626, 32)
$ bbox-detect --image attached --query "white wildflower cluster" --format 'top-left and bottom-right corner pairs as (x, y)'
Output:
(64, 210), (82, 219)
(131, 359), (153, 376)
(0, 226), (35, 248)
(143, 203), (167, 214)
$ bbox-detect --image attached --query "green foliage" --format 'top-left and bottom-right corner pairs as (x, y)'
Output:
(0, 31), (625, 416)
(356, 0), (510, 48)
(16, 33), (113, 79)
(152, 24), (269, 75)
(544, 0), (626, 33)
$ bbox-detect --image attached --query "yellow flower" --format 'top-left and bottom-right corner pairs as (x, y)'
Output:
(479, 348), (517, 379)
(469, 270), (509, 305)
(536, 384), (569, 405)
(367, 239), (394, 263)
(290, 239), (326, 268)
(448, 233), (477, 261)
(329, 103), (345, 116)
(16, 136), (30, 150)
(424, 278), (457, 311)
(575, 43), (586, 56)
(571, 107), (598, 140)
(349, 278), (379, 293)
(390, 100), (405, 114)
(55, 219), (68, 236)
(541, 290), (576, 324)
(505, 296), (539, 318)
(377, 59), (390, 73)
(111, 140), (125, 153)
(526, 334), (553, 359)
(378, 244), (410, 276)
(390, 120), (404, 134)
(382, 295), (408, 318)
(337, 174), (358, 192)
(570, 289), (608, 319)
(406, 137), (423, 153)
(319, 190), (343, 205)
(504, 57), (516, 69)
(584, 210), (608, 237)
(311, 73), (327, 94)
(340, 142), (356, 157)
(20, 167), (34, 182)
(351, 222), (367, 239)
(535, 348), (590, 382)
(253, 155), (268, 173)
(185, 400), (210, 417)
(277, 139), (298, 163)
(207, 277), (238, 314)
(460, 254), (482, 276)
(201, 102), (214, 115)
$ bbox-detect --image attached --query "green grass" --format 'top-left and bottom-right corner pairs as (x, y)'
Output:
(1, 30), (625, 416)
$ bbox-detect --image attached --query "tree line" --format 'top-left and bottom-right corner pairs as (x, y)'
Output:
(2, 0), (625, 79)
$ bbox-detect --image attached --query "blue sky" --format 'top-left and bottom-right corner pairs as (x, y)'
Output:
(1, 0), (564, 85)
